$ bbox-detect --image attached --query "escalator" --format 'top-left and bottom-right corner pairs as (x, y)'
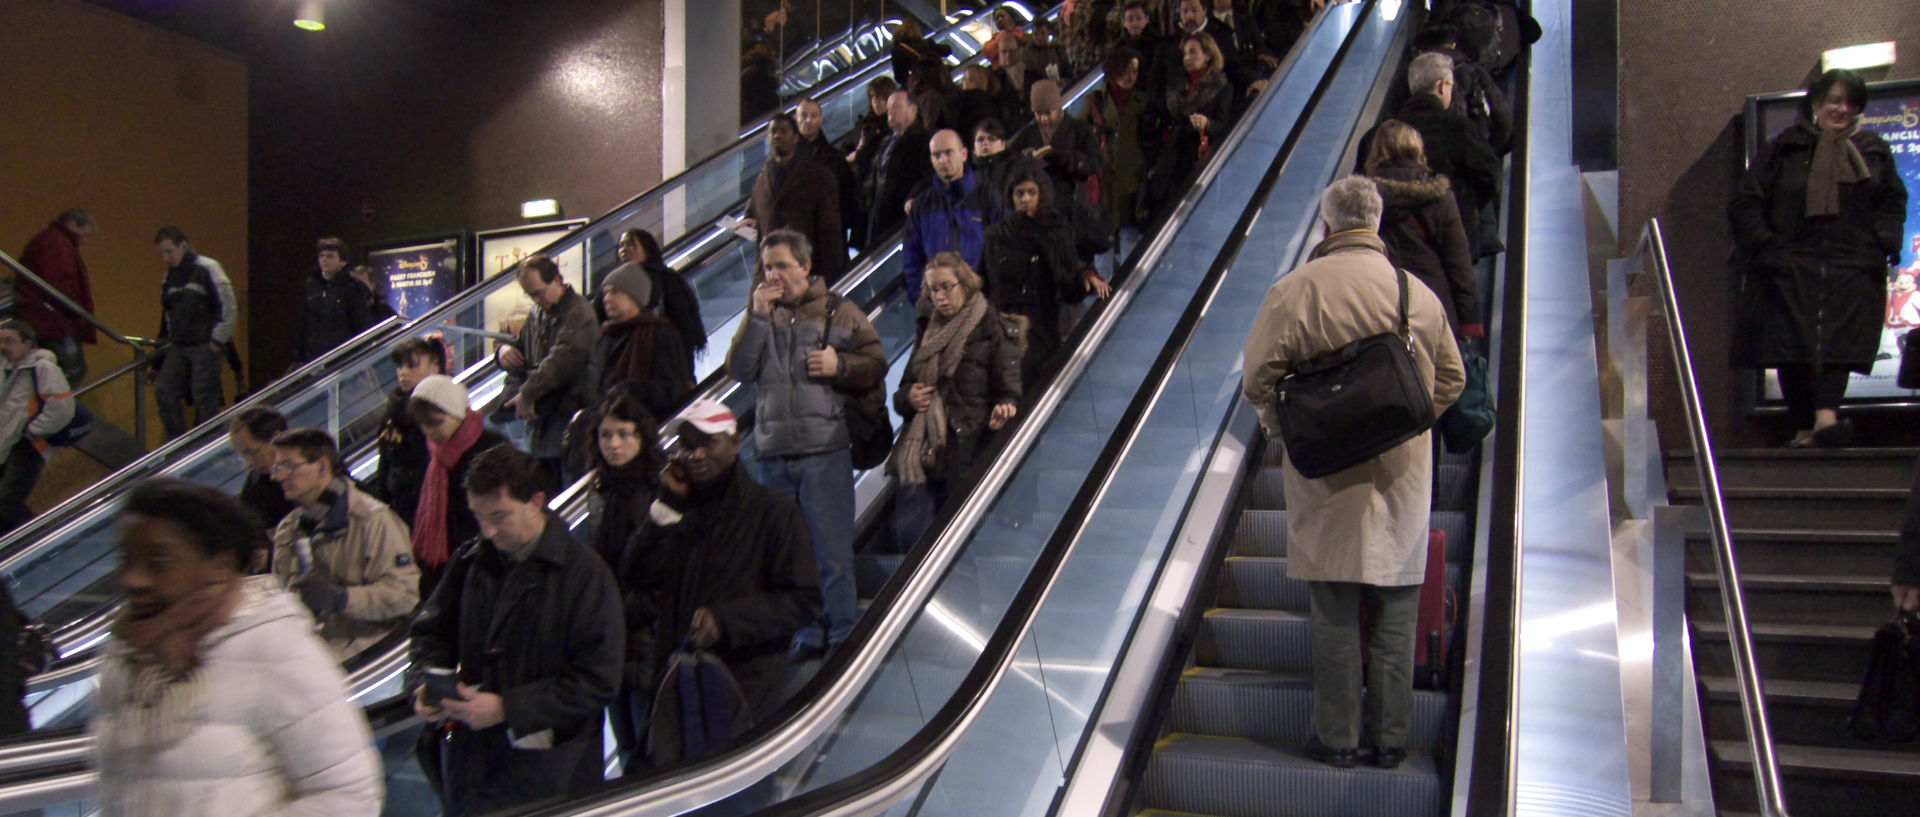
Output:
(622, 1), (1531, 815)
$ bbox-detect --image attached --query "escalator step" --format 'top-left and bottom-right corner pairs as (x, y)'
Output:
(1142, 733), (1441, 817)
(1170, 667), (1448, 752)
(1218, 557), (1308, 612)
(1199, 609), (1312, 674)
(1246, 467), (1286, 511)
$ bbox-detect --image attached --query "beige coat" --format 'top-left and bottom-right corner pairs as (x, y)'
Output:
(272, 485), (420, 660)
(1241, 234), (1466, 587)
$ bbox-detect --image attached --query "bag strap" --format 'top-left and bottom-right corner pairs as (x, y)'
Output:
(1396, 267), (1411, 347)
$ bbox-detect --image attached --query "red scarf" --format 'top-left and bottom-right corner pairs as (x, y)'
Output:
(1186, 69), (1207, 87)
(412, 410), (486, 568)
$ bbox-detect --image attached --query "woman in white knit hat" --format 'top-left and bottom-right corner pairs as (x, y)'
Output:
(405, 374), (509, 599)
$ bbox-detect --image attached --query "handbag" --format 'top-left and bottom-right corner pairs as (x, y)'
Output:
(1850, 611), (1920, 743)
(1272, 267), (1436, 479)
(1438, 346), (1495, 453)
(825, 295), (894, 470)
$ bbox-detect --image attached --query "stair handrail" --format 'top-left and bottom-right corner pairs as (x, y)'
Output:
(2, 248), (161, 442)
(1637, 217), (1790, 817)
(0, 250), (152, 353)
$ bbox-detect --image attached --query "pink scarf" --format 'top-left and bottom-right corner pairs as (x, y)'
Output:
(412, 410), (486, 568)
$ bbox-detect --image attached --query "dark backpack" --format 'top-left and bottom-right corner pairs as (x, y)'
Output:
(24, 367), (93, 447)
(825, 294), (894, 470)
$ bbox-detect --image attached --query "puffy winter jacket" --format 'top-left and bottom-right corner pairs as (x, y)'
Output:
(92, 576), (383, 817)
(0, 348), (74, 465)
(270, 483), (421, 660)
(726, 278), (887, 459)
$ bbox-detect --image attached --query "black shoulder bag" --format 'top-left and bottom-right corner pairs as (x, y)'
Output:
(825, 295), (894, 470)
(1272, 268), (1436, 479)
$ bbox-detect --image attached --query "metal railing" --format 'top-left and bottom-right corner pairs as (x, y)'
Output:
(1636, 218), (1789, 817)
(0, 249), (159, 443)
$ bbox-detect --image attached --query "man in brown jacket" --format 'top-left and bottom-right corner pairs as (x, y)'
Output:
(747, 112), (847, 283)
(1240, 177), (1465, 770)
(269, 427), (420, 661)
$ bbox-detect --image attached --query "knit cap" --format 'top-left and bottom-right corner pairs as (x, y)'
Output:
(410, 374), (470, 418)
(1029, 79), (1063, 113)
(602, 262), (653, 311)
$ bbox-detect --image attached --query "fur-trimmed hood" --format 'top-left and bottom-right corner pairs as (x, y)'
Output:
(1368, 164), (1453, 207)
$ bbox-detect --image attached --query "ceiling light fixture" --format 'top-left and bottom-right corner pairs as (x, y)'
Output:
(1821, 42), (1895, 73)
(293, 0), (326, 32)
(521, 199), (561, 220)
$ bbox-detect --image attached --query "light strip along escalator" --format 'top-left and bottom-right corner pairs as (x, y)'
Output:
(0, 0), (1064, 698)
(681, 3), (1417, 815)
(498, 6), (1379, 817)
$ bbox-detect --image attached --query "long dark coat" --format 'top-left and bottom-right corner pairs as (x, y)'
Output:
(891, 306), (1025, 490)
(1728, 124), (1908, 371)
(748, 155), (847, 283)
(982, 209), (1084, 388)
(1146, 69), (1234, 215)
(1369, 162), (1479, 334)
(409, 514), (624, 817)
(1361, 93), (1501, 255)
(1009, 115), (1105, 206)
(618, 464), (820, 716)
(863, 126), (935, 243)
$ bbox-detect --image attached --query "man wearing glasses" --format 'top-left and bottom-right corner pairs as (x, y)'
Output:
(268, 426), (420, 660)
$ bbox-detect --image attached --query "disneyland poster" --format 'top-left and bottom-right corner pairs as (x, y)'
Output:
(1750, 78), (1920, 403)
(368, 237), (464, 320)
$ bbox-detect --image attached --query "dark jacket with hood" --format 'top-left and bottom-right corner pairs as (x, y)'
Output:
(1148, 68), (1234, 209)
(892, 306), (1025, 489)
(372, 389), (431, 524)
(619, 462), (820, 709)
(1729, 123), (1908, 370)
(1363, 93), (1501, 255)
(1369, 162), (1479, 335)
(409, 512), (624, 817)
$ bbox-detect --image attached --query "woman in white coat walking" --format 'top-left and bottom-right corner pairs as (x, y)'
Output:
(1241, 177), (1465, 770)
(93, 478), (382, 817)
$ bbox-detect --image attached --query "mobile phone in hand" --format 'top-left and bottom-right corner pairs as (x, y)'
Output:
(423, 667), (463, 705)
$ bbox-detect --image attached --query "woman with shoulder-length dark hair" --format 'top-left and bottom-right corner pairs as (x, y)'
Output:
(1363, 119), (1481, 341)
(1730, 68), (1909, 447)
(981, 166), (1111, 389)
(94, 478), (382, 816)
(1143, 31), (1235, 218)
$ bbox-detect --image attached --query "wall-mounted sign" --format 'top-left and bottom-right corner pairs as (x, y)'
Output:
(366, 236), (465, 320)
(475, 220), (588, 341)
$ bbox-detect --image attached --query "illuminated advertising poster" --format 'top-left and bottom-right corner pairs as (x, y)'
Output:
(1748, 79), (1920, 404)
(367, 237), (463, 320)
(476, 221), (587, 341)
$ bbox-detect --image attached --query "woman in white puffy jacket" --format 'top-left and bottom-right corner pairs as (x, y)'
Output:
(93, 478), (383, 817)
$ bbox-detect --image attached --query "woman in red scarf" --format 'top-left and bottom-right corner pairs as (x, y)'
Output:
(406, 374), (508, 599)
(1144, 31), (1234, 218)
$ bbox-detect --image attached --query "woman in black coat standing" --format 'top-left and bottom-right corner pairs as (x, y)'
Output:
(1144, 32), (1235, 219)
(889, 252), (1025, 550)
(1363, 119), (1482, 341)
(1730, 69), (1908, 448)
(981, 167), (1111, 389)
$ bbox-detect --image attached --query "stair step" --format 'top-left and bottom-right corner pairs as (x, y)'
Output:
(1198, 609), (1313, 674)
(1141, 733), (1441, 817)
(1699, 675), (1920, 755)
(1687, 528), (1898, 577)
(1666, 447), (1916, 491)
(1218, 557), (1310, 612)
(1686, 572), (1896, 627)
(1170, 667), (1447, 752)
(1670, 486), (1907, 531)
(1690, 621), (1875, 685)
(1709, 740), (1920, 817)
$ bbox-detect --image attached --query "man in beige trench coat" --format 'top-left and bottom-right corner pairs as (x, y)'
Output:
(1240, 176), (1466, 769)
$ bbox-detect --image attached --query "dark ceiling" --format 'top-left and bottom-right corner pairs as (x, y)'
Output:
(80, 0), (518, 55)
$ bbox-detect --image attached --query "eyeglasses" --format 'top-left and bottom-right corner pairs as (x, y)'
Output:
(926, 281), (964, 296)
(269, 459), (316, 476)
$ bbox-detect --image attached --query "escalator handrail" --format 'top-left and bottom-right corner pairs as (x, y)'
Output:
(736, 5), (1383, 814)
(1638, 218), (1790, 817)
(0, 313), (405, 565)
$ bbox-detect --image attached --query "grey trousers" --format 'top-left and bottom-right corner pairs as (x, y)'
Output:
(1308, 580), (1422, 750)
(156, 343), (223, 438)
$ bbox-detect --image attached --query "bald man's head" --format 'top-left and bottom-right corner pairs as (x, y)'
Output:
(929, 129), (968, 183)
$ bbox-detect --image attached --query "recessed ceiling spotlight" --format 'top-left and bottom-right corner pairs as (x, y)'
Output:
(294, 0), (326, 32)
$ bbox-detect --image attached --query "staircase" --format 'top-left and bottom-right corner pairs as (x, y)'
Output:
(1668, 447), (1920, 817)
(1128, 443), (1474, 817)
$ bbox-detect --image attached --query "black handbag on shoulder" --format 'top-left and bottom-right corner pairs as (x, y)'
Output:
(1850, 611), (1920, 743)
(825, 295), (894, 470)
(1272, 268), (1436, 479)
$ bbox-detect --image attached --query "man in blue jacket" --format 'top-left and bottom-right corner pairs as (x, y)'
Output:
(901, 129), (1002, 303)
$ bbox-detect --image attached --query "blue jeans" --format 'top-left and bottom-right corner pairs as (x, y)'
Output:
(752, 447), (857, 647)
